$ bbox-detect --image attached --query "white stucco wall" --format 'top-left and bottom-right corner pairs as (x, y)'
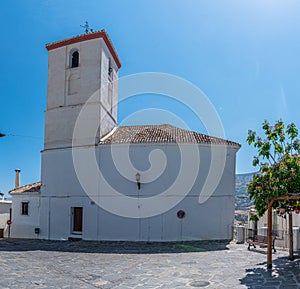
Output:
(0, 214), (10, 238)
(10, 193), (40, 239)
(38, 143), (237, 241)
(255, 210), (300, 249)
(257, 210), (300, 231)
(45, 37), (118, 150)
(0, 202), (11, 214)
(0, 201), (12, 238)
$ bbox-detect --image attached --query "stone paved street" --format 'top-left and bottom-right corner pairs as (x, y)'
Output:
(0, 239), (299, 288)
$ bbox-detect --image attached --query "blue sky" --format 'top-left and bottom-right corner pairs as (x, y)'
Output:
(1, 0), (300, 195)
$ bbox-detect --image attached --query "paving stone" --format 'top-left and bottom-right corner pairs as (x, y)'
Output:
(0, 239), (300, 288)
(278, 284), (299, 289)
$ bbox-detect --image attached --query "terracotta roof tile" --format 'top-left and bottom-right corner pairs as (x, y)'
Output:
(100, 124), (241, 147)
(9, 182), (41, 195)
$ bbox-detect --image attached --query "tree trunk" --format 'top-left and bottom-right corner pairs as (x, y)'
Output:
(254, 220), (258, 236)
(267, 203), (273, 269)
(289, 212), (294, 260)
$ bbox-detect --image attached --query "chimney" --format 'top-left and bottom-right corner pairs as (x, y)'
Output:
(15, 169), (21, 188)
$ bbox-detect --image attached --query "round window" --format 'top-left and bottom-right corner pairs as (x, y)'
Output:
(177, 210), (186, 219)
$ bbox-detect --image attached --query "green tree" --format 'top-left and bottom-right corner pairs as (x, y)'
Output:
(247, 120), (300, 219)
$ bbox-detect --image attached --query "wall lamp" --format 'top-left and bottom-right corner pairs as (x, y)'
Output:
(135, 173), (141, 190)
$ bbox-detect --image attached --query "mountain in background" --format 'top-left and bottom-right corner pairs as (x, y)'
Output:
(235, 172), (256, 222)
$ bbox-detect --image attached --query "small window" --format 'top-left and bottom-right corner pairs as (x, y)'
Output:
(177, 210), (186, 219)
(108, 57), (114, 81)
(21, 202), (29, 215)
(108, 67), (113, 77)
(71, 51), (79, 68)
(108, 58), (113, 78)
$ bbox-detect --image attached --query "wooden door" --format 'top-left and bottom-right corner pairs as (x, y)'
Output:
(73, 207), (83, 233)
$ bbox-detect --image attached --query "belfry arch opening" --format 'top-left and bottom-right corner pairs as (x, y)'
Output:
(70, 50), (79, 68)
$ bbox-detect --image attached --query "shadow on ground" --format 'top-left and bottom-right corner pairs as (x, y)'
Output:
(240, 254), (300, 288)
(0, 238), (229, 254)
(247, 247), (269, 255)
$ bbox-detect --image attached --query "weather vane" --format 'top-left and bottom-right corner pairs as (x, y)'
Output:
(80, 21), (93, 34)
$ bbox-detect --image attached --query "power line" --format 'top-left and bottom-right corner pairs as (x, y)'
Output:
(0, 133), (42, 139)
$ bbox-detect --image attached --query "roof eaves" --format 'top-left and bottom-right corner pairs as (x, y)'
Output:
(45, 30), (121, 68)
(9, 182), (41, 195)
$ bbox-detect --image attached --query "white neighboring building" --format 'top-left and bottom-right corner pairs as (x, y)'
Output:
(0, 193), (11, 238)
(9, 30), (241, 241)
(248, 209), (300, 250)
(9, 182), (40, 239)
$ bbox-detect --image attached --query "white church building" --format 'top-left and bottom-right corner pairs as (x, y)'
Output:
(9, 30), (241, 241)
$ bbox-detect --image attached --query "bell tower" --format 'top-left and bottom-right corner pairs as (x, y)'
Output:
(44, 30), (121, 150)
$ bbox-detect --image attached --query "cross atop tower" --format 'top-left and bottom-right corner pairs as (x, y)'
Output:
(80, 21), (93, 34)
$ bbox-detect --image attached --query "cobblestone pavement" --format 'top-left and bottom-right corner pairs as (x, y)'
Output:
(0, 239), (299, 288)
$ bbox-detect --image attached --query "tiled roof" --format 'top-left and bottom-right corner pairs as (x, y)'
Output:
(45, 30), (121, 68)
(100, 124), (241, 148)
(9, 182), (41, 195)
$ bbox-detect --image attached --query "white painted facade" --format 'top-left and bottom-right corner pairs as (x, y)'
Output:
(249, 210), (300, 250)
(10, 192), (40, 239)
(0, 200), (11, 238)
(45, 33), (118, 151)
(10, 31), (240, 241)
(38, 143), (238, 241)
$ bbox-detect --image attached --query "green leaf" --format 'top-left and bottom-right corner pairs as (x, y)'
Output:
(252, 156), (259, 167)
(246, 120), (300, 216)
(287, 123), (298, 140)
